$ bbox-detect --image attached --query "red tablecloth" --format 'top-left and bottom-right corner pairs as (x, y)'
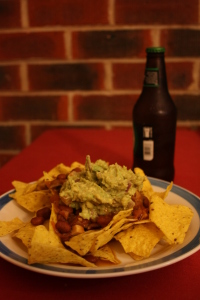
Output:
(0, 128), (199, 300)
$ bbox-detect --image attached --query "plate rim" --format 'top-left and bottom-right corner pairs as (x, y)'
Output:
(0, 178), (200, 279)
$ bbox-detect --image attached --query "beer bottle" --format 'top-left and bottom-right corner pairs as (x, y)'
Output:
(133, 47), (177, 182)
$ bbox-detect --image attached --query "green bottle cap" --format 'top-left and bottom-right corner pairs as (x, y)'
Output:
(146, 47), (165, 53)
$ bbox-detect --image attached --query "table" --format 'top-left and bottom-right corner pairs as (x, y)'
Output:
(0, 128), (199, 300)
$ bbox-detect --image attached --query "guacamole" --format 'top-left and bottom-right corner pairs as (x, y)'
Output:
(59, 155), (144, 220)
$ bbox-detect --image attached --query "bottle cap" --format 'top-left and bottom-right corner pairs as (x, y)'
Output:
(146, 47), (165, 53)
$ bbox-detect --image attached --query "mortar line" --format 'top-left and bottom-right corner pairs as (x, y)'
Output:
(64, 30), (72, 60)
(21, 0), (29, 28)
(108, 0), (115, 25)
(20, 63), (29, 91)
(68, 93), (74, 122)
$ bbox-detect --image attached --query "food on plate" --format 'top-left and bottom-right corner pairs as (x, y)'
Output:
(115, 222), (164, 259)
(0, 155), (194, 267)
(0, 218), (25, 236)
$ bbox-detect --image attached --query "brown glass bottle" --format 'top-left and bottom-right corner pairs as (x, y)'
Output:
(133, 47), (177, 182)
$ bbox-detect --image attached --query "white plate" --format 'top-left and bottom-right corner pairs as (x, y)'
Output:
(0, 178), (200, 278)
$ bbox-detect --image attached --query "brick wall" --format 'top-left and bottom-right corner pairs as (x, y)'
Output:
(0, 0), (200, 168)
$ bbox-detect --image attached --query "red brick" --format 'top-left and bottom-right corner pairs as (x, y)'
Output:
(0, 153), (16, 168)
(0, 0), (21, 28)
(173, 95), (200, 120)
(0, 65), (21, 90)
(72, 30), (152, 59)
(115, 0), (198, 25)
(28, 63), (105, 91)
(0, 32), (65, 61)
(0, 125), (26, 150)
(0, 96), (68, 121)
(73, 94), (137, 121)
(113, 63), (145, 90)
(161, 30), (200, 57)
(166, 62), (194, 90)
(28, 0), (109, 26)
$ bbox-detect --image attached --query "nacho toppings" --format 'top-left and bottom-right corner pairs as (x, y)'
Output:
(60, 155), (144, 220)
(0, 156), (194, 267)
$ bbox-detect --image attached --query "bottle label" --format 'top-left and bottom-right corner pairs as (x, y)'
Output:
(143, 140), (154, 160)
(143, 127), (154, 161)
(144, 68), (159, 87)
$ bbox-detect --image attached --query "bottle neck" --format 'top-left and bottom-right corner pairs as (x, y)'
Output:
(143, 53), (168, 91)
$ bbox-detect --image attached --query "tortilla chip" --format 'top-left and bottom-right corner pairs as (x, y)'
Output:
(92, 244), (121, 264)
(13, 190), (52, 212)
(89, 209), (134, 253)
(49, 203), (66, 244)
(90, 217), (135, 253)
(153, 182), (173, 200)
(134, 219), (151, 224)
(149, 195), (194, 244)
(42, 162), (84, 182)
(66, 209), (134, 256)
(134, 167), (154, 198)
(70, 162), (85, 170)
(28, 225), (96, 267)
(0, 218), (25, 236)
(65, 229), (102, 256)
(49, 203), (58, 232)
(24, 182), (39, 194)
(133, 167), (145, 177)
(134, 167), (173, 201)
(111, 209), (133, 223)
(13, 222), (35, 248)
(115, 222), (163, 258)
(9, 181), (27, 199)
(10, 181), (40, 196)
(42, 163), (71, 181)
(128, 253), (144, 261)
(52, 205), (101, 256)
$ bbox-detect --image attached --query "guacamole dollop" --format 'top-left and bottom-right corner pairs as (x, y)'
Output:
(59, 155), (144, 220)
